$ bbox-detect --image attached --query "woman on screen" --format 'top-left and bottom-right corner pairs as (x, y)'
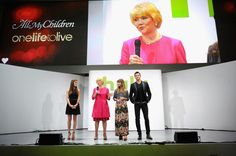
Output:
(65, 80), (80, 140)
(120, 2), (187, 64)
(92, 78), (111, 140)
(113, 79), (129, 141)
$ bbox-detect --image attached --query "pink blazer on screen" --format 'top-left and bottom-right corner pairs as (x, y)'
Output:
(120, 35), (187, 64)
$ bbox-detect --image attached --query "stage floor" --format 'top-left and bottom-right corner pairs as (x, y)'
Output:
(1, 129), (236, 146)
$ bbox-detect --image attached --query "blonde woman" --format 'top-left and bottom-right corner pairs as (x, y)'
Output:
(120, 2), (187, 64)
(113, 79), (129, 141)
(92, 78), (111, 140)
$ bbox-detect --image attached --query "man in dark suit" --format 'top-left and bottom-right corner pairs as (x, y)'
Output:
(129, 71), (152, 140)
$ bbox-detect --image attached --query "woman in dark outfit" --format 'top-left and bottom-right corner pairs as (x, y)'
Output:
(65, 80), (80, 140)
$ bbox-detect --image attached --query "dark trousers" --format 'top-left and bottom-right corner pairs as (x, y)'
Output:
(134, 103), (150, 135)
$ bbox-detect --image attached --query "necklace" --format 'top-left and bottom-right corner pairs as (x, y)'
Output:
(142, 33), (162, 45)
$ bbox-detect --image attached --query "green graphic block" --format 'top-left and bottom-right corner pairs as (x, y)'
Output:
(208, 0), (214, 17)
(171, 0), (189, 18)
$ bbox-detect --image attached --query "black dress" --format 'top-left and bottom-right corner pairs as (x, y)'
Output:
(65, 91), (80, 115)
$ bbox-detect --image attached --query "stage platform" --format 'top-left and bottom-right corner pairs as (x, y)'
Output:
(1, 129), (236, 145)
(0, 129), (236, 156)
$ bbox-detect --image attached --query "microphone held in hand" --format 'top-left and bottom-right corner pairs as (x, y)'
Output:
(134, 39), (141, 57)
(96, 86), (100, 94)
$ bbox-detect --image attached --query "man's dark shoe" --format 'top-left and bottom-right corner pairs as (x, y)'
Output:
(146, 134), (153, 140)
(138, 135), (142, 140)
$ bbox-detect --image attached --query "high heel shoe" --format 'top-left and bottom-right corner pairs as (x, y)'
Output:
(68, 131), (71, 140)
(72, 131), (75, 140)
(103, 133), (107, 140)
(94, 133), (98, 140)
(123, 136), (127, 141)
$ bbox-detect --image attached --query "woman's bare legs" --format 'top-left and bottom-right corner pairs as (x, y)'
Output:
(72, 115), (77, 140)
(67, 115), (72, 140)
(102, 120), (107, 140)
(94, 121), (100, 140)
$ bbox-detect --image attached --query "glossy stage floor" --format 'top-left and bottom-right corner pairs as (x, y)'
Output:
(0, 129), (236, 145)
(1, 129), (236, 156)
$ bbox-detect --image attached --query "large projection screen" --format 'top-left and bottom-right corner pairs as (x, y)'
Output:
(87, 0), (218, 65)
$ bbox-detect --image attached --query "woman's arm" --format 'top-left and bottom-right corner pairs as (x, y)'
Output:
(106, 88), (111, 100)
(120, 42), (130, 64)
(113, 90), (118, 101)
(176, 41), (187, 63)
(92, 88), (97, 100)
(75, 89), (80, 107)
(66, 90), (73, 108)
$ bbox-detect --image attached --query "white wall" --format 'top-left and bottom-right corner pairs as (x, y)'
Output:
(162, 61), (236, 130)
(0, 64), (86, 134)
(1, 60), (236, 134)
(88, 70), (165, 131)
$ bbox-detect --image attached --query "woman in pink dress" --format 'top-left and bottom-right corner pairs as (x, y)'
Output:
(120, 2), (187, 64)
(92, 78), (110, 140)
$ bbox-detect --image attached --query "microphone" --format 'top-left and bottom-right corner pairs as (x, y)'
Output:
(134, 39), (141, 57)
(96, 86), (99, 95)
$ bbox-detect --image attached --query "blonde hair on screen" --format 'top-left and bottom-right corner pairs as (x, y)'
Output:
(130, 2), (162, 28)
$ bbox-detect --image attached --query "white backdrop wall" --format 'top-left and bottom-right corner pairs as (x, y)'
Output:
(162, 61), (236, 130)
(0, 64), (86, 134)
(1, 61), (236, 134)
(88, 70), (165, 131)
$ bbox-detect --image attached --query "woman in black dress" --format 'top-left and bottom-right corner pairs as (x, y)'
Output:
(65, 80), (80, 140)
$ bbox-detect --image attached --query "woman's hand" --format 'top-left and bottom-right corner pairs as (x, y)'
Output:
(73, 103), (79, 109)
(95, 90), (100, 94)
(107, 93), (112, 100)
(119, 97), (125, 101)
(129, 55), (144, 64)
(120, 97), (128, 101)
(69, 104), (74, 109)
(71, 104), (77, 109)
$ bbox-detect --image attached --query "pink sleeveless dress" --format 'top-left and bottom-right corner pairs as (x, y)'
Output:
(92, 87), (110, 121)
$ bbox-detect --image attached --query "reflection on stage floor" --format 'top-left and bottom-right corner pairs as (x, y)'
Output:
(1, 129), (236, 146)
